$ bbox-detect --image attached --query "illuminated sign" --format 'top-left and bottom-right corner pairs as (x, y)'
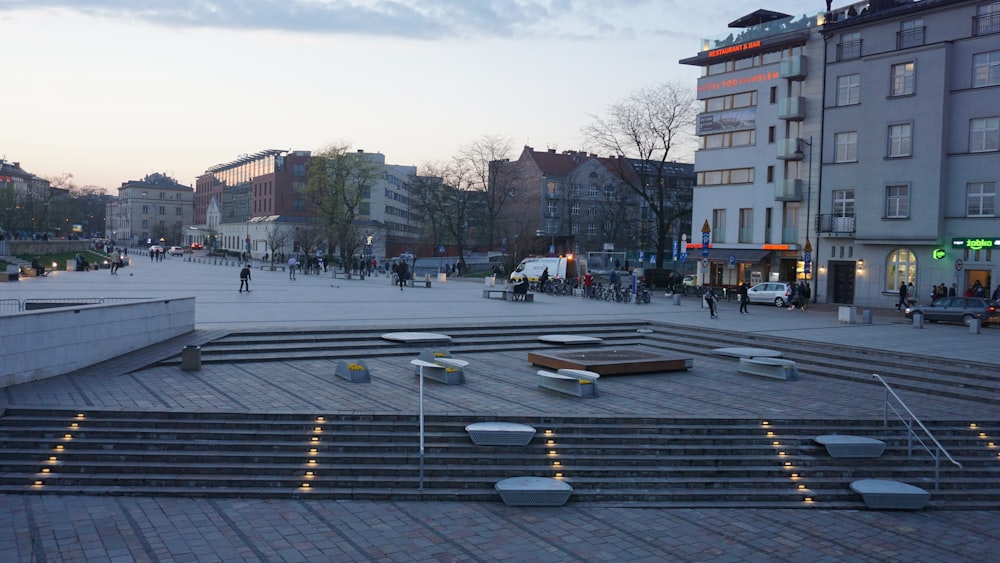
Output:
(761, 244), (790, 250)
(951, 238), (999, 250)
(932, 248), (947, 260)
(708, 40), (762, 58)
(697, 108), (756, 135)
(698, 71), (780, 93)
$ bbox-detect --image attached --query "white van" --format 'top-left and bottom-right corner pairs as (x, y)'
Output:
(509, 256), (580, 283)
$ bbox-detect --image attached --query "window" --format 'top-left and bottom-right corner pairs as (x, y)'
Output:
(839, 32), (862, 60)
(834, 132), (858, 162)
(587, 205), (597, 217)
(546, 201), (557, 216)
(768, 126), (776, 143)
(968, 182), (996, 216)
(712, 209), (726, 243)
(886, 249), (917, 292)
(697, 167), (754, 186)
(898, 19), (924, 49)
(700, 130), (756, 149)
(836, 74), (860, 106)
(588, 184), (598, 197)
(769, 86), (777, 104)
(890, 62), (915, 96)
(587, 222), (597, 236)
(571, 223), (580, 235)
(570, 203), (580, 216)
(767, 165), (775, 183)
(970, 117), (1000, 152)
(604, 186), (615, 198)
(888, 123), (912, 157)
(546, 181), (558, 197)
(886, 184), (910, 218)
(832, 189), (856, 216)
(973, 51), (1000, 87)
(738, 208), (753, 243)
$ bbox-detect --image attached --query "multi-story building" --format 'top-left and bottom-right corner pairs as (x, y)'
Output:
(820, 0), (1000, 305)
(682, 0), (1000, 306)
(106, 173), (193, 247)
(193, 149), (421, 260)
(495, 146), (693, 266)
(0, 160), (53, 239)
(680, 7), (825, 290)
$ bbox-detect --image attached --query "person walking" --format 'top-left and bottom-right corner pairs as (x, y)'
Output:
(800, 280), (810, 311)
(288, 256), (297, 280)
(239, 264), (252, 293)
(704, 287), (719, 318)
(738, 282), (749, 314)
(897, 282), (908, 311)
(396, 261), (408, 291)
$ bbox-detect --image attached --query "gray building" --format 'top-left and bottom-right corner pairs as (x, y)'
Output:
(682, 0), (1000, 306)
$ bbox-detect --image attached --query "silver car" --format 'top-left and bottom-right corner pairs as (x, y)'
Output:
(746, 282), (793, 307)
(905, 297), (1000, 326)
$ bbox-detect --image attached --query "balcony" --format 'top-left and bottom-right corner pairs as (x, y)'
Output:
(777, 138), (804, 160)
(778, 55), (807, 80)
(777, 97), (805, 121)
(974, 12), (1000, 36)
(775, 179), (802, 202)
(836, 39), (863, 61)
(896, 27), (925, 49)
(817, 214), (856, 235)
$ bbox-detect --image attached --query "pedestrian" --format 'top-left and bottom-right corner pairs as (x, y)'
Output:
(993, 285), (1000, 301)
(787, 283), (798, 310)
(738, 281), (749, 314)
(239, 264), (251, 293)
(897, 282), (908, 311)
(801, 281), (810, 311)
(396, 260), (408, 291)
(288, 256), (297, 280)
(539, 267), (549, 292)
(949, 283), (957, 297)
(704, 287), (719, 318)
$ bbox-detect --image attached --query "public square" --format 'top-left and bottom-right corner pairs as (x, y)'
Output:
(0, 253), (998, 562)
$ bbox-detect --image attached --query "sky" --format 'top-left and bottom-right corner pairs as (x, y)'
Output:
(2, 0), (820, 193)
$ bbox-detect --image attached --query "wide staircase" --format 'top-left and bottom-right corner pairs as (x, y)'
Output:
(0, 408), (996, 509)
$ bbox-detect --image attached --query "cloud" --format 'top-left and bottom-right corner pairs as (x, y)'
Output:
(0, 0), (661, 40)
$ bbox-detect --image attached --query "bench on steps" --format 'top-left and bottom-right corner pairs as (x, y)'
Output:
(738, 357), (798, 380)
(814, 435), (886, 458)
(495, 476), (573, 506)
(850, 479), (930, 510)
(465, 422), (536, 446)
(537, 369), (600, 397)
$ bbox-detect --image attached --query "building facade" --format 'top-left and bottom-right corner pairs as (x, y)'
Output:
(682, 0), (999, 306)
(105, 173), (193, 248)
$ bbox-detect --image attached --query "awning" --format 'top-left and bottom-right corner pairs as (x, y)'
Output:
(705, 249), (772, 263)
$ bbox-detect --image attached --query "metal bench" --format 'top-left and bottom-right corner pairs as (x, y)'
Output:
(850, 479), (930, 510)
(537, 369), (599, 397)
(814, 435), (886, 458)
(465, 422), (536, 446)
(495, 476), (573, 506)
(482, 288), (508, 300)
(410, 354), (468, 385)
(738, 357), (798, 380)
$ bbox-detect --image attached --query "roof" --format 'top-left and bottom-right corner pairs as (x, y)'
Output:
(729, 9), (791, 28)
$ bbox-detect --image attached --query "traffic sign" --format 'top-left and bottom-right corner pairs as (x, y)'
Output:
(955, 258), (964, 271)
(701, 258), (709, 270)
(728, 255), (736, 268)
(701, 232), (710, 258)
(679, 252), (687, 262)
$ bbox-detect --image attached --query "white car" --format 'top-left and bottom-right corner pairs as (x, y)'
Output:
(746, 282), (793, 307)
(168, 246), (185, 256)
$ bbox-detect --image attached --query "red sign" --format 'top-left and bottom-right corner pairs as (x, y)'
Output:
(708, 40), (762, 58)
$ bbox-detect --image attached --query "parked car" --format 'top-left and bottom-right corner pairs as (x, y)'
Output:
(746, 282), (793, 307)
(682, 275), (698, 287)
(904, 297), (1000, 326)
(168, 246), (185, 256)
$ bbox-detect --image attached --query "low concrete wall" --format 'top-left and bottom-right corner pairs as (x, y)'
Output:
(4, 240), (93, 257)
(0, 297), (195, 388)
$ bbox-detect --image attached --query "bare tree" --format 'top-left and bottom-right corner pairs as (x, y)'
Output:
(305, 144), (381, 270)
(264, 225), (291, 265)
(583, 82), (697, 268)
(455, 135), (515, 250)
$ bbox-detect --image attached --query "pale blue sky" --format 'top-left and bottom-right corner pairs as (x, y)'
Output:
(1, 0), (817, 191)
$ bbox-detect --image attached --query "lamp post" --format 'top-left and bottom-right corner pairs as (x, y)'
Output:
(795, 136), (815, 301)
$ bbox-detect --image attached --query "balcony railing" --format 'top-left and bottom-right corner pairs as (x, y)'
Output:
(777, 97), (805, 121)
(775, 179), (802, 202)
(778, 55), (807, 80)
(817, 214), (856, 234)
(896, 27), (925, 49)
(974, 13), (1000, 36)
(837, 39), (863, 61)
(777, 138), (804, 160)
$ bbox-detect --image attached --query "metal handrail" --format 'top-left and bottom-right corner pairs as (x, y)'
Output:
(872, 374), (962, 489)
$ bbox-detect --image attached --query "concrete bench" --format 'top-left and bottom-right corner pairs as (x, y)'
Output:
(495, 476), (573, 507)
(260, 265), (286, 272)
(483, 288), (507, 300)
(537, 369), (599, 397)
(738, 357), (798, 380)
(410, 354), (469, 385)
(850, 479), (930, 510)
(334, 359), (371, 383)
(465, 422), (536, 446)
(814, 435), (886, 458)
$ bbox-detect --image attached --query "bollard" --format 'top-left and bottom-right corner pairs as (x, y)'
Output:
(181, 345), (202, 371)
(672, 293), (682, 306)
(969, 318), (981, 334)
(862, 310), (872, 324)
(912, 312), (924, 329)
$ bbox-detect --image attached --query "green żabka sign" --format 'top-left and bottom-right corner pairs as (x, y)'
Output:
(951, 238), (1000, 251)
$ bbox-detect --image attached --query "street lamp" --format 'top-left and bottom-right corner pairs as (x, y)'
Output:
(795, 136), (815, 301)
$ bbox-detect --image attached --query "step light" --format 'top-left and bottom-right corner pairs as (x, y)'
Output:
(70, 423), (79, 429)
(970, 423), (978, 429)
(772, 441), (780, 446)
(48, 456), (57, 462)
(304, 471), (314, 478)
(544, 429), (553, 436)
(554, 473), (563, 479)
(54, 445), (64, 451)
(40, 468), (50, 474)
(761, 421), (770, 427)
(552, 461), (561, 467)
(75, 413), (85, 419)
(309, 448), (318, 454)
(308, 459), (317, 464)
(301, 483), (311, 488)
(766, 431), (774, 437)
(313, 427), (323, 432)
(790, 473), (799, 479)
(316, 416), (325, 422)
(784, 461), (792, 467)
(546, 440), (555, 445)
(803, 497), (814, 503)
(979, 433), (987, 438)
(548, 450), (557, 456)
(63, 434), (73, 439)
(33, 480), (44, 486)
(310, 437), (319, 442)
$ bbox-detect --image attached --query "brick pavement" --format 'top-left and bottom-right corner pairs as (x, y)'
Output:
(1, 253), (998, 561)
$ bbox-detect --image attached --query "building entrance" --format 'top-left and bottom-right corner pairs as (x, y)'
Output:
(964, 269), (992, 297)
(830, 261), (855, 304)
